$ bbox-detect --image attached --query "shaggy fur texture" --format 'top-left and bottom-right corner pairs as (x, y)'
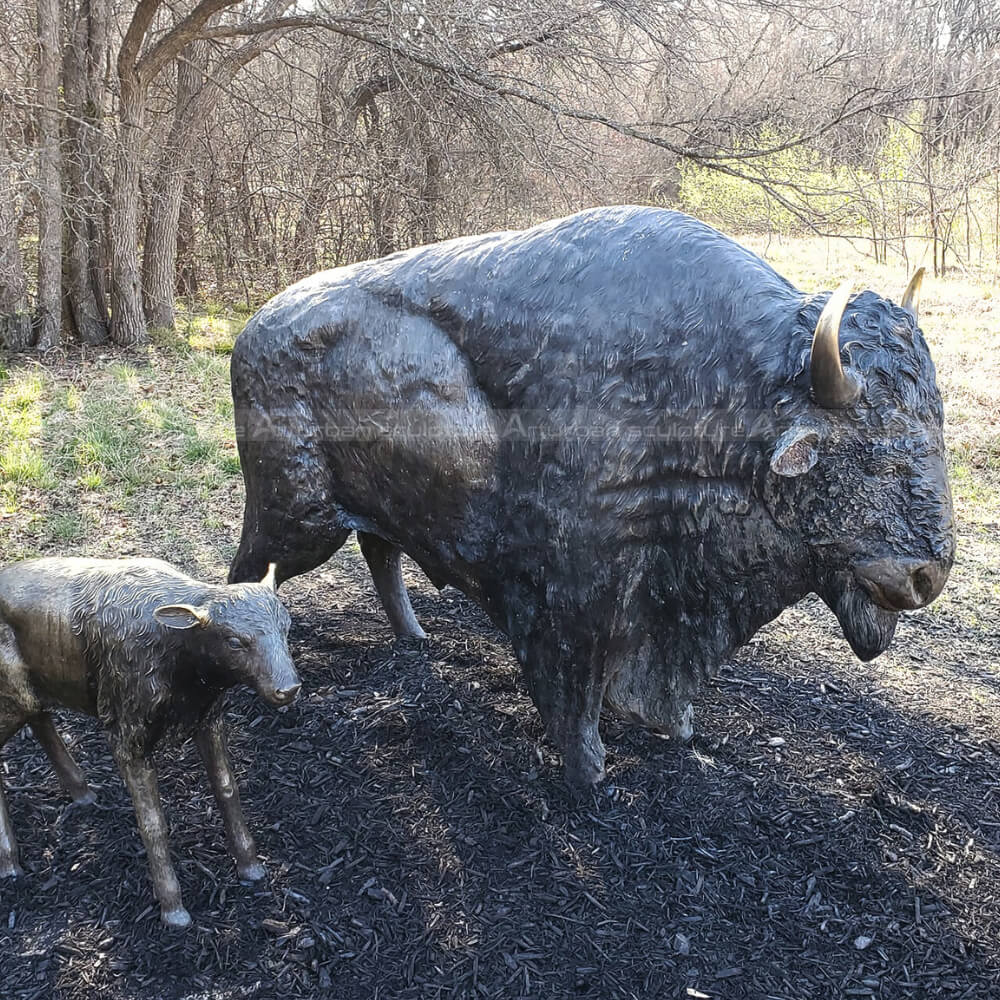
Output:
(229, 206), (954, 786)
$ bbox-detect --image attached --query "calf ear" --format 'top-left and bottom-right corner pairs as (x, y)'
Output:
(770, 424), (820, 478)
(154, 604), (210, 629)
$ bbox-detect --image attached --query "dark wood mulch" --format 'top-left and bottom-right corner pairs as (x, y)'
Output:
(1, 547), (999, 999)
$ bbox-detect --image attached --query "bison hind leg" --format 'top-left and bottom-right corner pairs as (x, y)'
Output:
(358, 532), (426, 640)
(228, 430), (352, 587)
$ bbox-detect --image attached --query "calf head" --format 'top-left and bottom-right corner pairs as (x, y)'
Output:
(153, 565), (300, 705)
(766, 271), (955, 660)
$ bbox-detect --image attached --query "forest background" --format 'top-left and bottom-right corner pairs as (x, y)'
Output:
(1, 0), (999, 352)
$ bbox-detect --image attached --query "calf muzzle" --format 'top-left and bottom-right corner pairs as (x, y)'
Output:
(268, 681), (301, 706)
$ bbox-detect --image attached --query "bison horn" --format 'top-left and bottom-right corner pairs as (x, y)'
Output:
(901, 267), (925, 319)
(810, 282), (861, 409)
(261, 563), (278, 591)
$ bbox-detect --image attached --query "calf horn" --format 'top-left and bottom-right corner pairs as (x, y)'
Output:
(901, 267), (925, 318)
(810, 282), (861, 408)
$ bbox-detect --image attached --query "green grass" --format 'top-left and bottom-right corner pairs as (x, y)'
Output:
(0, 308), (248, 571)
(168, 300), (251, 355)
(0, 371), (56, 493)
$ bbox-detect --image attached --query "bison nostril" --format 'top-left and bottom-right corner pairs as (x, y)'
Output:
(911, 566), (934, 604)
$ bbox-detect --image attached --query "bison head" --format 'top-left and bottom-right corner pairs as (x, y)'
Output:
(766, 270), (955, 660)
(153, 565), (301, 705)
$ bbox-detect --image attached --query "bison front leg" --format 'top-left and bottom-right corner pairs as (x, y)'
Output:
(111, 742), (190, 928)
(358, 532), (426, 640)
(195, 717), (265, 883)
(29, 713), (95, 805)
(520, 637), (609, 791)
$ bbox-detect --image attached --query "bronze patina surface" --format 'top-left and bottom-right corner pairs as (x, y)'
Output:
(0, 557), (299, 928)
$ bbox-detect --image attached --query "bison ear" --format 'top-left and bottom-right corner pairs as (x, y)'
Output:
(770, 424), (820, 478)
(154, 604), (211, 630)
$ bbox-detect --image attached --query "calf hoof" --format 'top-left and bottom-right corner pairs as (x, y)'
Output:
(0, 859), (24, 879)
(161, 906), (192, 930)
(668, 703), (695, 744)
(69, 788), (98, 808)
(238, 861), (267, 883)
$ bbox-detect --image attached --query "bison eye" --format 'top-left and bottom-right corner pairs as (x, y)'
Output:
(227, 636), (245, 650)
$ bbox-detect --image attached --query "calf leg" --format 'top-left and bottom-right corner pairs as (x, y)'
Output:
(358, 532), (426, 639)
(29, 713), (95, 805)
(111, 743), (190, 928)
(0, 705), (29, 878)
(0, 781), (21, 878)
(196, 717), (264, 882)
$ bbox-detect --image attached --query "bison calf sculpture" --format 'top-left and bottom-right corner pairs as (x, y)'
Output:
(0, 558), (300, 927)
(229, 206), (954, 788)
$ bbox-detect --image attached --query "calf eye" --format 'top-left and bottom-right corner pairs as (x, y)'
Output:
(227, 637), (245, 650)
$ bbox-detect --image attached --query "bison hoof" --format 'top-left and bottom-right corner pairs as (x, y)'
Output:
(564, 761), (606, 793)
(238, 861), (267, 883)
(161, 906), (193, 930)
(562, 746), (607, 792)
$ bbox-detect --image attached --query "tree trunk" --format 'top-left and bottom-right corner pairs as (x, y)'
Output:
(176, 176), (198, 296)
(142, 13), (287, 328)
(36, 0), (63, 350)
(0, 126), (32, 349)
(143, 173), (187, 329)
(62, 0), (109, 345)
(110, 78), (147, 345)
(291, 176), (325, 277)
(291, 59), (346, 276)
(419, 150), (441, 245)
(142, 43), (206, 330)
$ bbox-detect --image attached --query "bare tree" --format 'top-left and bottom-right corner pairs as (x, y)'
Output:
(0, 124), (31, 348)
(143, 2), (292, 330)
(62, 0), (110, 344)
(111, 0), (258, 345)
(36, 0), (62, 349)
(1, 0), (998, 354)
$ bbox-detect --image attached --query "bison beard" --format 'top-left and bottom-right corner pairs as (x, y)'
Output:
(832, 584), (900, 662)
